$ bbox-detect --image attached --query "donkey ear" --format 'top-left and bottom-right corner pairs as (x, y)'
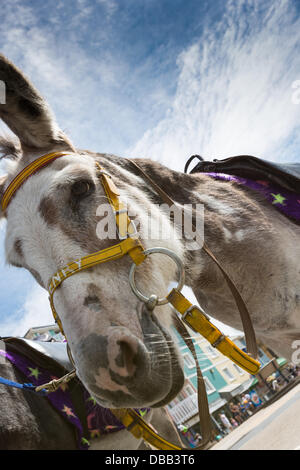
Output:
(0, 55), (74, 153)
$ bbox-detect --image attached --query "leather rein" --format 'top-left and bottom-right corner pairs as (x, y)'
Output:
(1, 151), (260, 450)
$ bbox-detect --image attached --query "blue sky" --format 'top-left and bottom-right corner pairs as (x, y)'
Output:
(0, 0), (299, 336)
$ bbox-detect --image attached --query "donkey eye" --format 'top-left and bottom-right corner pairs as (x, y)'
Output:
(71, 180), (94, 198)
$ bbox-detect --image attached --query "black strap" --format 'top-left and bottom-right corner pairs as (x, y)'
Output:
(185, 154), (300, 192)
(184, 155), (204, 174)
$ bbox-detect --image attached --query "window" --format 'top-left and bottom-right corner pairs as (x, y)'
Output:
(177, 384), (196, 401)
(204, 377), (216, 394)
(183, 353), (195, 369)
(258, 349), (266, 359)
(167, 400), (175, 409)
(206, 344), (218, 358)
(222, 367), (234, 381)
(233, 364), (244, 375)
(184, 384), (196, 396)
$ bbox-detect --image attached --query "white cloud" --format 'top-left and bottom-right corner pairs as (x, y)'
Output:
(96, 0), (118, 17)
(128, 0), (300, 171)
(1, 285), (53, 337)
(0, 2), (138, 154)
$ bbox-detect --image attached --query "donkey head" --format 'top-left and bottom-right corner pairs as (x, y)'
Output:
(0, 55), (185, 408)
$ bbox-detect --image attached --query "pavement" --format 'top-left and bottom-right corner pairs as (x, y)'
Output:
(210, 382), (300, 450)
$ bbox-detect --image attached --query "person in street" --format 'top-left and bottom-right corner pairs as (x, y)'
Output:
(239, 400), (248, 419)
(245, 392), (256, 412)
(216, 422), (227, 437)
(229, 402), (244, 424)
(272, 378), (280, 392)
(219, 412), (233, 433)
(287, 364), (297, 379)
(230, 417), (239, 428)
(193, 433), (201, 447)
(241, 394), (253, 416)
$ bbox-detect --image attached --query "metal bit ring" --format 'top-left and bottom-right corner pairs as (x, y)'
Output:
(129, 247), (185, 306)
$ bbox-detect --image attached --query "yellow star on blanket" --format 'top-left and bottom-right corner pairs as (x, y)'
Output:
(271, 193), (286, 205)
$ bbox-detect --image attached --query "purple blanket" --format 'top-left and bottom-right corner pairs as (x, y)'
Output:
(204, 173), (300, 222)
(0, 348), (149, 449)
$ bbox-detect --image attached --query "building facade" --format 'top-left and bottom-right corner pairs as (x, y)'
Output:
(166, 328), (271, 438)
(24, 324), (64, 342)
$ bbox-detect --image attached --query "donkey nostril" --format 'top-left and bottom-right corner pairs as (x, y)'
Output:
(117, 340), (137, 376)
(108, 328), (142, 378)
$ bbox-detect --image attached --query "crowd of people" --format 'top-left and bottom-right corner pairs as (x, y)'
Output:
(183, 365), (300, 446)
(217, 392), (260, 435)
(216, 366), (300, 438)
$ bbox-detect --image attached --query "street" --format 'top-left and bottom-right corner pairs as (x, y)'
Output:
(211, 383), (300, 450)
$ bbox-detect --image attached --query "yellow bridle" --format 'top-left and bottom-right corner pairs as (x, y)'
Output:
(1, 151), (260, 450)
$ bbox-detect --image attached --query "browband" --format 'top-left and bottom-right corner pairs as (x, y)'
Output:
(1, 152), (69, 212)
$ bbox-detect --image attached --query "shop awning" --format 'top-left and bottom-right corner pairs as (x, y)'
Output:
(218, 378), (254, 400)
(276, 357), (287, 367)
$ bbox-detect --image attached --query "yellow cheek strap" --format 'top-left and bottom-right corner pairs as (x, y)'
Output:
(167, 288), (261, 375)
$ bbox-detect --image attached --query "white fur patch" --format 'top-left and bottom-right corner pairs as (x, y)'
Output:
(197, 192), (237, 216)
(94, 367), (130, 394)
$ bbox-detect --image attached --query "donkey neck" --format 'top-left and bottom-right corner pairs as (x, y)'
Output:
(122, 158), (287, 330)
(126, 157), (266, 255)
